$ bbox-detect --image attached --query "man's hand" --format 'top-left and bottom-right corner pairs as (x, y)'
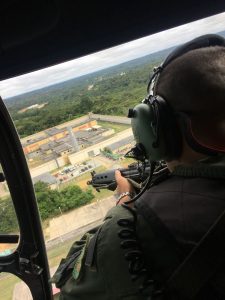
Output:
(115, 170), (135, 205)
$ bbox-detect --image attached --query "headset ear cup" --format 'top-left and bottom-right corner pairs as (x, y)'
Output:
(130, 98), (182, 161)
(155, 96), (183, 161)
(130, 102), (167, 161)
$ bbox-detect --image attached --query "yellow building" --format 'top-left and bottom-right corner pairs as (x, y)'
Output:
(23, 120), (98, 154)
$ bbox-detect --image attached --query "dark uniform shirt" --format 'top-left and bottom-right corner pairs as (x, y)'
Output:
(135, 156), (225, 298)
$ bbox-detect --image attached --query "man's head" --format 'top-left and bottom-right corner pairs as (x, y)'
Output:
(130, 34), (225, 163)
(156, 45), (225, 159)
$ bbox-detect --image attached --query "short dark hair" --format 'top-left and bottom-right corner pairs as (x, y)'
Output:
(157, 46), (225, 151)
(157, 46), (225, 116)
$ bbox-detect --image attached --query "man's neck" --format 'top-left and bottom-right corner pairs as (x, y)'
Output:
(166, 140), (208, 172)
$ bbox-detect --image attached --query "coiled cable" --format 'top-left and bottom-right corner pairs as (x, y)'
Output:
(117, 205), (163, 299)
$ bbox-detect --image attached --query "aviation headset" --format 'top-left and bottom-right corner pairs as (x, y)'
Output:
(128, 34), (225, 162)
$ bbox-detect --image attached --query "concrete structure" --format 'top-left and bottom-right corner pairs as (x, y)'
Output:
(91, 113), (131, 125)
(20, 115), (92, 145)
(21, 113), (130, 152)
(28, 129), (133, 178)
(108, 135), (134, 152)
(68, 128), (133, 164)
(32, 172), (57, 189)
(48, 196), (115, 240)
(23, 135), (49, 154)
(54, 143), (73, 156)
(29, 157), (66, 178)
(21, 113), (133, 178)
(26, 126), (113, 164)
(22, 120), (98, 155)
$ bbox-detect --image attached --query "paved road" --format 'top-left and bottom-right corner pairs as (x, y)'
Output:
(46, 218), (103, 250)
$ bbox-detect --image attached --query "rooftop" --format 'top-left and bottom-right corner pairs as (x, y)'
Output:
(32, 172), (57, 185)
(54, 143), (73, 154)
(23, 135), (47, 146)
(45, 127), (66, 136)
(108, 136), (134, 151)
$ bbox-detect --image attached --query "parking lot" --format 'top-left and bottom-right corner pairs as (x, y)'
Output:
(53, 159), (101, 184)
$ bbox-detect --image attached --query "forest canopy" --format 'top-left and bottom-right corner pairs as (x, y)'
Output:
(0, 182), (94, 233)
(4, 49), (170, 138)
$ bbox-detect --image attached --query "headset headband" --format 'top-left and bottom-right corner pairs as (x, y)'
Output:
(147, 34), (225, 96)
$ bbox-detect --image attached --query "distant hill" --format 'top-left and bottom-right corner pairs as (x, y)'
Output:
(5, 30), (225, 107)
(4, 46), (173, 108)
(4, 30), (225, 138)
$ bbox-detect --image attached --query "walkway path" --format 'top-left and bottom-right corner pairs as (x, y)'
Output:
(47, 196), (115, 240)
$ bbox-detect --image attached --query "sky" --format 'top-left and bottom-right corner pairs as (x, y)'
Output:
(1, 12), (225, 99)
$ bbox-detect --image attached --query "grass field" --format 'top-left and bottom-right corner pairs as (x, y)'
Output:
(0, 273), (21, 300)
(47, 238), (80, 269)
(0, 238), (80, 300)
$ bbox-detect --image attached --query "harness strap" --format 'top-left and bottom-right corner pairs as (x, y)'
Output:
(166, 208), (225, 300)
(136, 202), (184, 284)
(137, 198), (225, 299)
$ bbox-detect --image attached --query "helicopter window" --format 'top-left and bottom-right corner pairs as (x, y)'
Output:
(0, 12), (225, 299)
(0, 166), (20, 257)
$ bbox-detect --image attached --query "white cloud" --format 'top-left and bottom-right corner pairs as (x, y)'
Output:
(1, 11), (225, 98)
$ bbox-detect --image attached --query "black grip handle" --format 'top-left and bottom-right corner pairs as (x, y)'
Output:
(88, 164), (151, 191)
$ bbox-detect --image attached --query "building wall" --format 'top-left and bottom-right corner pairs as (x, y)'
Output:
(23, 137), (50, 154)
(101, 129), (115, 137)
(20, 115), (91, 145)
(28, 128), (133, 176)
(29, 157), (65, 177)
(91, 114), (131, 125)
(68, 128), (132, 164)
(49, 131), (68, 141)
(21, 113), (130, 148)
(23, 120), (97, 154)
(22, 113), (131, 155)
(72, 120), (97, 132)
